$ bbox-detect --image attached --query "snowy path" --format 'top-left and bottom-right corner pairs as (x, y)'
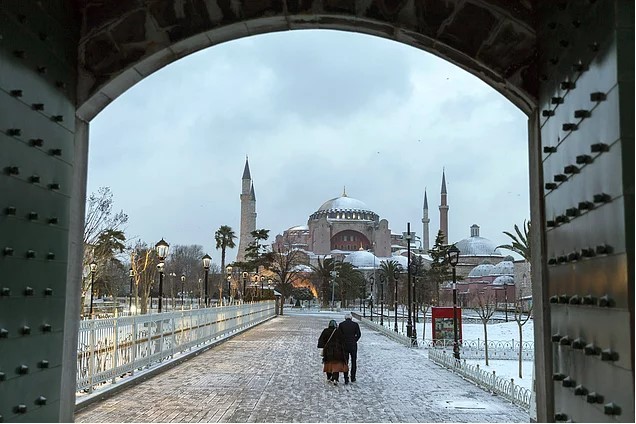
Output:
(75, 312), (529, 423)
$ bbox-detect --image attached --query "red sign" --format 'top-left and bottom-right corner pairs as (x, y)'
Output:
(431, 306), (462, 341)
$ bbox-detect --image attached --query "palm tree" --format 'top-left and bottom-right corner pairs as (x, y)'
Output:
(497, 220), (531, 261)
(214, 225), (236, 276)
(379, 259), (402, 308)
(309, 256), (335, 306)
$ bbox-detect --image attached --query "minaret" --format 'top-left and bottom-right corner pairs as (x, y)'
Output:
(237, 157), (257, 262)
(439, 170), (449, 245)
(422, 189), (430, 252)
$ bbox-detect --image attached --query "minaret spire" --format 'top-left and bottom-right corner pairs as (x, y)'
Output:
(242, 156), (251, 180)
(422, 188), (430, 252)
(237, 156), (257, 262)
(342, 186), (347, 197)
(439, 170), (449, 245)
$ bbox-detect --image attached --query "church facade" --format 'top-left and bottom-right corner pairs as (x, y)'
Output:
(282, 190), (392, 257)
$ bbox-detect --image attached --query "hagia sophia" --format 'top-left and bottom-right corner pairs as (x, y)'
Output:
(236, 158), (531, 306)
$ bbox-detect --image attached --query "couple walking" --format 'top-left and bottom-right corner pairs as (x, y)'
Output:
(317, 313), (361, 385)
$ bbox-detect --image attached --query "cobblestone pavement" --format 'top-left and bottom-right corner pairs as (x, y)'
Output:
(75, 311), (529, 423)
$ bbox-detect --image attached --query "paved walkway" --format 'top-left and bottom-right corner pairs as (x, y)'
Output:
(75, 312), (529, 423)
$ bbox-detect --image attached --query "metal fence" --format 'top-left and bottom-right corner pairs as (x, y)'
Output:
(420, 339), (534, 360)
(77, 301), (276, 393)
(428, 349), (532, 411)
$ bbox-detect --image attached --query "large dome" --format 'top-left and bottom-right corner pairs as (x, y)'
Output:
(309, 192), (378, 222)
(454, 224), (504, 257)
(455, 236), (502, 257)
(318, 196), (371, 212)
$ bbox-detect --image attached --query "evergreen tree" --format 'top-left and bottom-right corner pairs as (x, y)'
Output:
(234, 229), (273, 272)
(428, 230), (453, 304)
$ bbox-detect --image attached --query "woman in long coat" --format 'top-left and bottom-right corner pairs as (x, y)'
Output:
(317, 319), (349, 385)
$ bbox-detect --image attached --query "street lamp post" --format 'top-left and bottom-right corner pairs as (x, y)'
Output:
(89, 261), (97, 318)
(330, 270), (338, 310)
(128, 268), (134, 313)
(412, 274), (418, 342)
(226, 265), (233, 304)
(242, 272), (248, 301)
(180, 274), (185, 309)
(504, 282), (509, 321)
(202, 254), (211, 307)
(393, 267), (400, 332)
(404, 224), (413, 341)
(362, 282), (366, 317)
(157, 262), (165, 312)
(369, 276), (374, 321)
(155, 238), (169, 313)
(447, 244), (460, 360)
(267, 279), (272, 299)
(379, 275), (385, 326)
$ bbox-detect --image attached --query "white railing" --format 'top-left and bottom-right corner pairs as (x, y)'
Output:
(428, 349), (532, 411)
(77, 301), (276, 393)
(353, 312), (415, 347)
(422, 339), (534, 360)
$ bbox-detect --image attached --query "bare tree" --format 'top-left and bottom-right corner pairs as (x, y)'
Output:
(474, 290), (497, 365)
(514, 289), (533, 378)
(81, 187), (128, 314)
(419, 303), (430, 342)
(130, 242), (159, 315)
(268, 238), (308, 297)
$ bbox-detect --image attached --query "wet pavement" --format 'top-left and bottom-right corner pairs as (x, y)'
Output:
(75, 311), (529, 423)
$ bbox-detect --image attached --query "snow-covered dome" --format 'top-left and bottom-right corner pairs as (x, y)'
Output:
(379, 255), (408, 269)
(310, 190), (378, 222)
(291, 264), (313, 273)
(492, 275), (514, 286)
(288, 225), (308, 232)
(318, 195), (370, 212)
(455, 224), (503, 257)
(344, 250), (379, 268)
(491, 259), (515, 276)
(468, 262), (495, 278)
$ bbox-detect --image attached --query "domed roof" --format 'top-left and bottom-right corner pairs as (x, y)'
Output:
(318, 195), (371, 212)
(344, 250), (379, 268)
(491, 260), (515, 276)
(379, 255), (408, 269)
(493, 275), (514, 286)
(468, 263), (495, 278)
(288, 225), (309, 232)
(455, 225), (503, 257)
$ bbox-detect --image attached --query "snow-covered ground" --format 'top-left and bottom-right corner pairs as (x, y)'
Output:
(385, 315), (535, 390)
(289, 307), (535, 390)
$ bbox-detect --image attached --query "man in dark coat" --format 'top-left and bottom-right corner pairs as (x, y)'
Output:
(338, 313), (361, 384)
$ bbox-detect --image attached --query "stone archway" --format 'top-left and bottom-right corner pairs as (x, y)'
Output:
(76, 1), (537, 120)
(0, 1), (632, 422)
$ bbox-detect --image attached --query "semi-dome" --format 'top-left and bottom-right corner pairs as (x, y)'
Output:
(493, 275), (515, 286)
(344, 250), (379, 268)
(379, 255), (408, 269)
(468, 262), (495, 278)
(454, 224), (503, 257)
(287, 225), (309, 232)
(491, 260), (515, 276)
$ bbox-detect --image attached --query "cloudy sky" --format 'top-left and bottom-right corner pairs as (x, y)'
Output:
(87, 30), (530, 265)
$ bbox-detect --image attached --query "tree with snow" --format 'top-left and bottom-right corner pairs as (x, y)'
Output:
(474, 290), (497, 366)
(514, 288), (533, 378)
